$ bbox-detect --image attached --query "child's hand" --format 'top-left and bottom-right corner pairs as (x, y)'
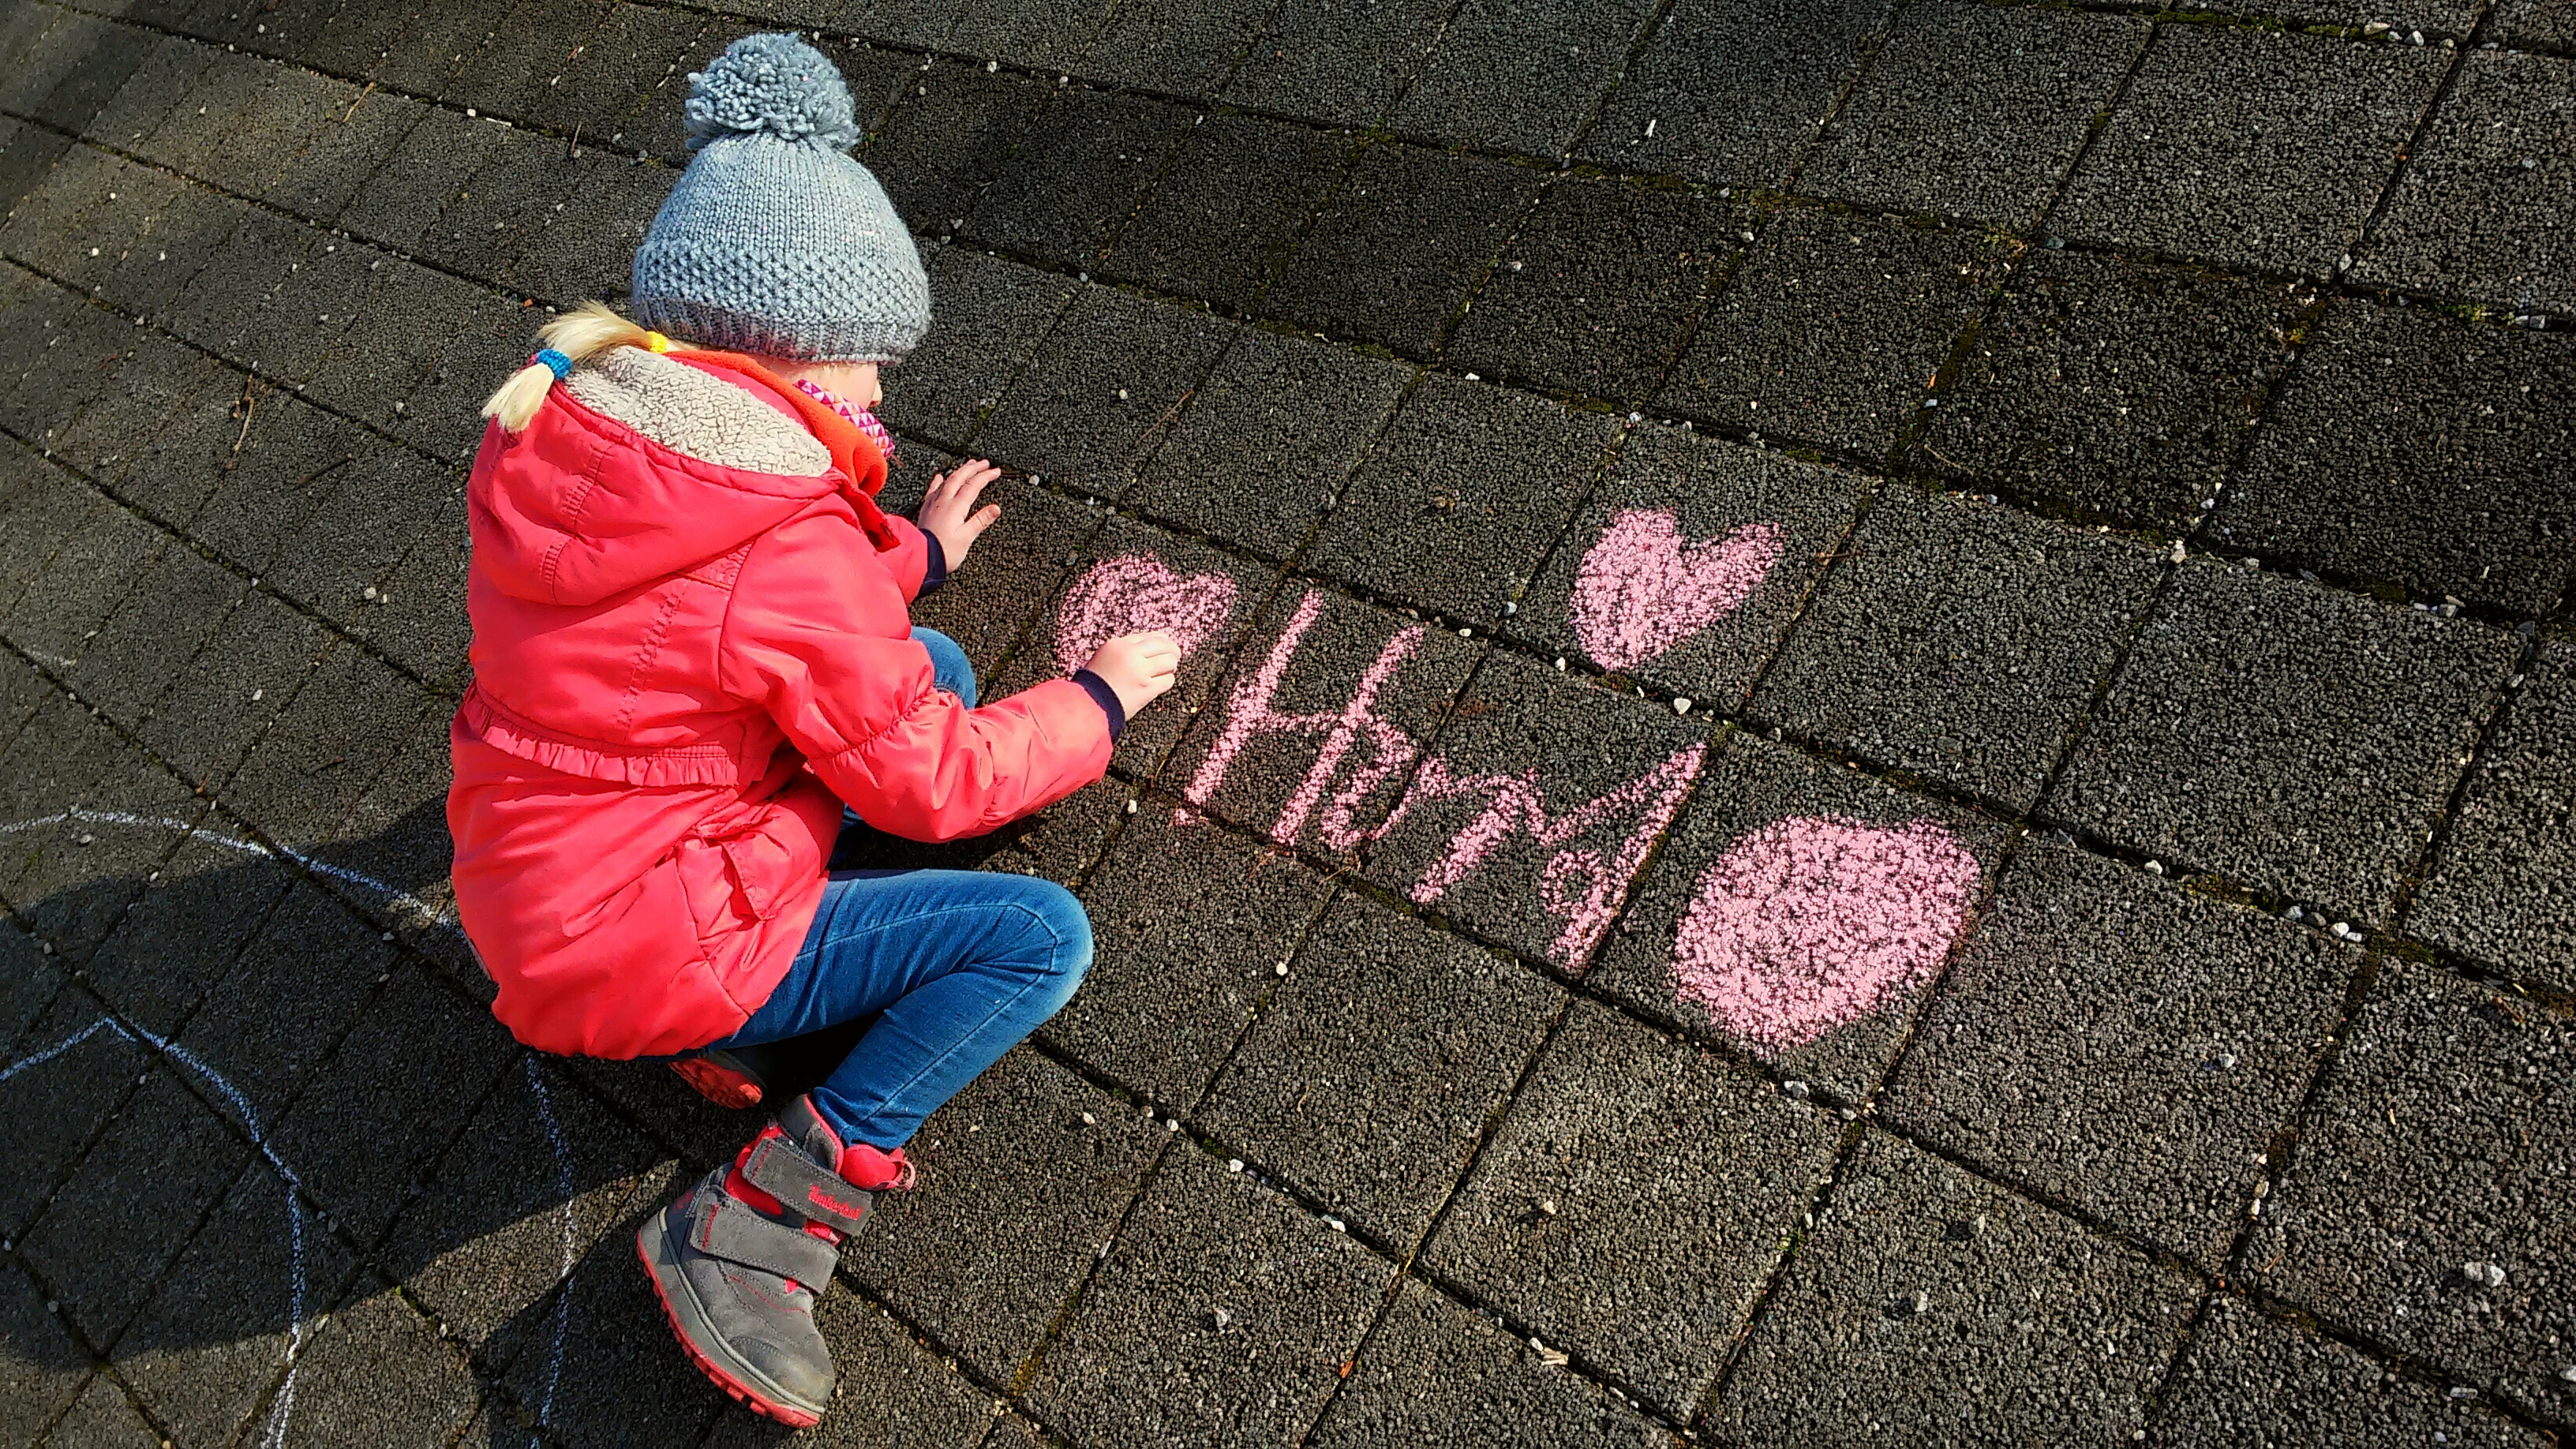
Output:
(916, 460), (1003, 571)
(1084, 631), (1181, 718)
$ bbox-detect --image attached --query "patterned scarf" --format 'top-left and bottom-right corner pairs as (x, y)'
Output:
(792, 376), (900, 468)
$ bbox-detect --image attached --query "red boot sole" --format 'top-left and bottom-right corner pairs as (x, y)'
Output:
(633, 1233), (824, 1428)
(669, 1058), (764, 1110)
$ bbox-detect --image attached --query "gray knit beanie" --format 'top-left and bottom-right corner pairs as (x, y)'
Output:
(630, 33), (930, 363)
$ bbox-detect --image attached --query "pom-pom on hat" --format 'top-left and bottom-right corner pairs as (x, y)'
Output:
(630, 33), (929, 363)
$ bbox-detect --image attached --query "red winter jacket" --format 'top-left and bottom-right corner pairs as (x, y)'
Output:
(447, 345), (1112, 1058)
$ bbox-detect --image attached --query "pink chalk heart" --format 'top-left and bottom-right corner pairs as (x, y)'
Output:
(1571, 509), (1783, 672)
(1671, 816), (1980, 1050)
(1054, 556), (1238, 675)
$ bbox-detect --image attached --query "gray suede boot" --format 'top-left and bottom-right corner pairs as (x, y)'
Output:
(635, 1095), (910, 1426)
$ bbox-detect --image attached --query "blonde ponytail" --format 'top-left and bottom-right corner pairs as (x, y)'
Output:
(480, 301), (692, 432)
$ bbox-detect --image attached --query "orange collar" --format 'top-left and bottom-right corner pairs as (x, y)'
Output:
(670, 348), (897, 547)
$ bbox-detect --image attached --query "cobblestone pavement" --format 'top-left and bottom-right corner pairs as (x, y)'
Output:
(0, 0), (2568, 1442)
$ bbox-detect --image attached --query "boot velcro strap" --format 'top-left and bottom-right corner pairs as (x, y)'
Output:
(742, 1136), (873, 1235)
(691, 1190), (840, 1286)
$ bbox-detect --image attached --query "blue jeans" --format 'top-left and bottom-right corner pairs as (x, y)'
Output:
(717, 629), (1090, 1149)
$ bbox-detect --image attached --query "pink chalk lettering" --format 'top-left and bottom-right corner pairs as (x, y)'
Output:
(1669, 816), (1981, 1050)
(1054, 556), (1239, 675)
(1572, 509), (1784, 672)
(1179, 590), (1428, 852)
(1390, 742), (1705, 968)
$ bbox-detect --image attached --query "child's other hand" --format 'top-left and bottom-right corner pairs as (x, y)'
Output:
(1084, 631), (1181, 718)
(916, 460), (1003, 571)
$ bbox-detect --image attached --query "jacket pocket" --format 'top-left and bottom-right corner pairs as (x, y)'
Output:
(674, 807), (807, 935)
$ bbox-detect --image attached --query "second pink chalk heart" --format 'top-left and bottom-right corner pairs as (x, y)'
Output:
(1054, 555), (1239, 674)
(1571, 509), (1783, 673)
(1669, 815), (1981, 1050)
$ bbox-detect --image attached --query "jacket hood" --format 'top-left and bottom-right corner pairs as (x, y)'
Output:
(469, 346), (844, 608)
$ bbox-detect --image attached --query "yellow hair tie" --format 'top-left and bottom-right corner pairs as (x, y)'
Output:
(644, 331), (672, 354)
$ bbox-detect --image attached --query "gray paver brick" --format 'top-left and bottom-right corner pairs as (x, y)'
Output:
(879, 245), (1076, 452)
(1589, 732), (2009, 1099)
(1662, 212), (2000, 461)
(1024, 1144), (1391, 1445)
(1391, 0), (1657, 157)
(2051, 25), (2446, 279)
(1577, 0), (1893, 188)
(47, 329), (227, 494)
(1885, 839), (2353, 1270)
(11, 746), (200, 964)
(2044, 562), (2516, 923)
(2489, 0), (2576, 49)
(18, 1064), (249, 1348)
(540, 3), (711, 147)
(381, 1058), (665, 1353)
(1046, 799), (1334, 1106)
(1264, 143), (1543, 358)
(1715, 1130), (2199, 1447)
(63, 530), (244, 728)
(2, 485), (168, 682)
(1750, 486), (2163, 811)
(86, 32), (214, 147)
(960, 89), (1190, 272)
(971, 284), (1237, 500)
(1801, 2), (2145, 232)
(2357, 49), (2576, 316)
(1204, 893), (1562, 1247)
(1426, 999), (1843, 1419)
(81, 832), (295, 1038)
(2243, 960), (2576, 1428)
(0, 1259), (91, 1446)
(1365, 651), (1707, 970)
(97, 179), (246, 328)
(862, 64), (1053, 239)
(0, 915), (63, 1051)
(1306, 373), (1616, 627)
(442, 0), (620, 125)
(1221, 0), (1452, 126)
(0, 1252), (85, 1443)
(1080, 0), (1273, 94)
(1923, 249), (2305, 533)
(219, 634), (432, 848)
(949, 0), (1122, 76)
(337, 107), (511, 256)
(47, 1371), (162, 1447)
(266, 965), (519, 1245)
(1447, 176), (1732, 404)
(172, 879), (400, 1142)
(507, 150), (673, 306)
(1128, 327), (1411, 560)
(1162, 582), (1484, 856)
(1515, 417), (1865, 711)
(275, 1273), (485, 1449)
(28, 18), (152, 135)
(2155, 1294), (2552, 1449)
(2208, 301), (2576, 615)
(1101, 114), (1353, 316)
(0, 987), (151, 1240)
(1309, 1279), (1665, 1447)
(850, 1046), (1166, 1385)
(2407, 639), (2576, 994)
(137, 583), (335, 792)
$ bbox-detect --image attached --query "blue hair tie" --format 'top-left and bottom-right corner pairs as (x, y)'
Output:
(534, 347), (572, 380)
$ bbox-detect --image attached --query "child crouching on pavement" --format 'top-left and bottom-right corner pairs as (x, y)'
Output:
(444, 34), (1179, 1426)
